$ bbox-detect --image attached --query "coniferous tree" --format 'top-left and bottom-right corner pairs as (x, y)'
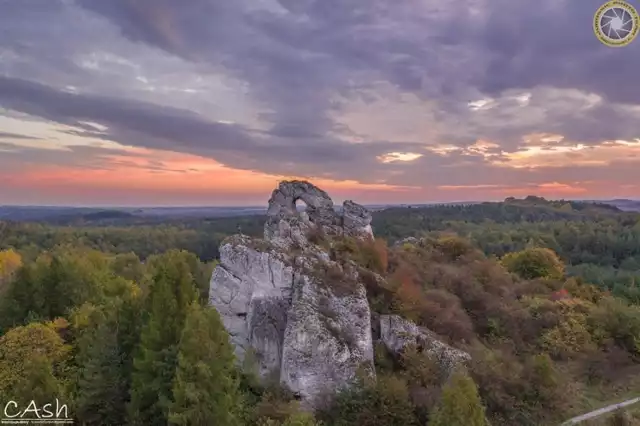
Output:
(128, 251), (199, 426)
(168, 303), (243, 426)
(73, 286), (143, 426)
(74, 314), (127, 425)
(429, 370), (489, 426)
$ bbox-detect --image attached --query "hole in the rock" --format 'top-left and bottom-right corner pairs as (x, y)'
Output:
(236, 312), (247, 318)
(295, 198), (308, 213)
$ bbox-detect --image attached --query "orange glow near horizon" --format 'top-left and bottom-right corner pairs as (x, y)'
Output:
(3, 143), (640, 206)
(2, 147), (420, 205)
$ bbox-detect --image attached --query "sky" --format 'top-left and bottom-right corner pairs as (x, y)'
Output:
(2, 0), (640, 206)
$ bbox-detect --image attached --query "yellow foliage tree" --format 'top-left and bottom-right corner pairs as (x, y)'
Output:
(0, 249), (22, 289)
(501, 247), (564, 280)
(429, 370), (489, 426)
(0, 320), (70, 405)
(541, 314), (595, 359)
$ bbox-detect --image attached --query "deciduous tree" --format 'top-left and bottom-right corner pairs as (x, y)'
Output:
(0, 248), (21, 291)
(428, 370), (488, 426)
(0, 321), (70, 406)
(501, 248), (564, 280)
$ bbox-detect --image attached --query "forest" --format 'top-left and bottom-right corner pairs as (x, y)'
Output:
(0, 196), (639, 425)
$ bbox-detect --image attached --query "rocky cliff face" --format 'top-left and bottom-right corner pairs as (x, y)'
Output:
(209, 180), (468, 407)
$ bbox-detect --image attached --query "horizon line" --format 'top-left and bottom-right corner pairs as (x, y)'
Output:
(0, 197), (636, 210)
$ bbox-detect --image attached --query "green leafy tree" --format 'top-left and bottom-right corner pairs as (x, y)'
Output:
(110, 252), (146, 283)
(168, 303), (243, 426)
(0, 248), (116, 331)
(501, 248), (564, 280)
(128, 250), (200, 426)
(323, 374), (417, 426)
(429, 370), (489, 426)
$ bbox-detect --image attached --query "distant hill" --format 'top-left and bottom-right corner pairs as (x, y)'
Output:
(0, 204), (396, 224)
(594, 199), (640, 212)
(0, 205), (268, 224)
(1, 196), (637, 224)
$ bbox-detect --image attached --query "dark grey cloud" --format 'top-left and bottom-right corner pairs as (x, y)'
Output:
(0, 142), (133, 174)
(0, 75), (435, 183)
(0, 76), (256, 151)
(457, 89), (640, 149)
(475, 0), (640, 104)
(74, 0), (486, 139)
(71, 0), (640, 144)
(0, 132), (41, 140)
(1, 0), (640, 197)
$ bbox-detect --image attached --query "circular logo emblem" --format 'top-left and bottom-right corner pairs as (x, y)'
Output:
(594, 0), (639, 46)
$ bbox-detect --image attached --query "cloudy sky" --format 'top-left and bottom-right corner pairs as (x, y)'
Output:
(1, 0), (640, 206)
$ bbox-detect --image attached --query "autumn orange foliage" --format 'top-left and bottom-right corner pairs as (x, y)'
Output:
(372, 238), (389, 274)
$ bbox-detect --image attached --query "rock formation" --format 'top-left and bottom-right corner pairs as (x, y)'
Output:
(264, 180), (373, 249)
(209, 180), (468, 408)
(379, 315), (471, 373)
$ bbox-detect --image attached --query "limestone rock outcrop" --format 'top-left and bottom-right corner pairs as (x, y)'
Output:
(379, 315), (470, 373)
(208, 180), (469, 408)
(264, 180), (373, 248)
(280, 270), (374, 403)
(342, 200), (373, 239)
(210, 181), (375, 406)
(208, 235), (293, 378)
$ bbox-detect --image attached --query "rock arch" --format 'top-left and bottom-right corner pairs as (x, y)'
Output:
(264, 180), (373, 243)
(266, 180), (336, 224)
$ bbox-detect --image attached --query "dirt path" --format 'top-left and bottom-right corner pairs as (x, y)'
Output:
(562, 397), (640, 424)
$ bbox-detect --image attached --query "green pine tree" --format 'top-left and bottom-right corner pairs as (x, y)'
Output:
(74, 315), (127, 425)
(73, 290), (143, 426)
(128, 251), (200, 426)
(429, 370), (489, 426)
(168, 303), (243, 426)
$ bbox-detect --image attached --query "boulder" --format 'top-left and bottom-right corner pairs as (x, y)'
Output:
(342, 200), (373, 239)
(379, 314), (471, 373)
(393, 236), (420, 247)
